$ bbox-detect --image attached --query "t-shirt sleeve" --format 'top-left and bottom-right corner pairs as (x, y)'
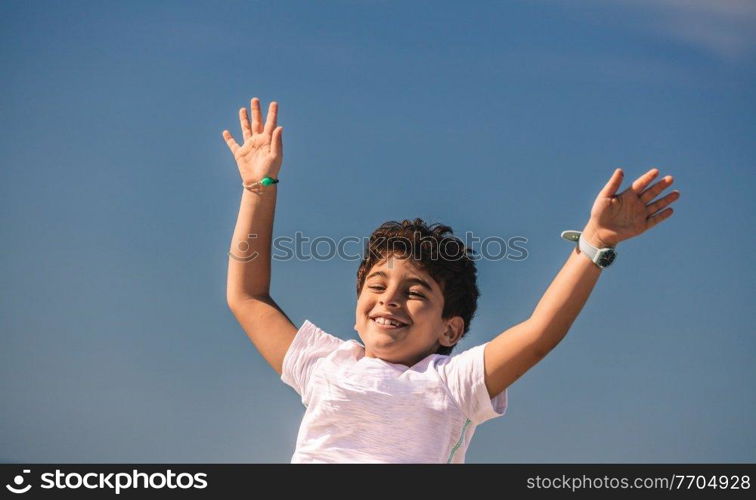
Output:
(437, 342), (508, 425)
(281, 319), (345, 401)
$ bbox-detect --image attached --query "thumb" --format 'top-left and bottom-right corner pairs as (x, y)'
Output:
(599, 168), (623, 198)
(271, 126), (283, 157)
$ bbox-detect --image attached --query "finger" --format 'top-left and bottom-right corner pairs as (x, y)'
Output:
(271, 126), (283, 158)
(645, 190), (680, 215)
(239, 107), (253, 141)
(631, 168), (659, 195)
(251, 97), (263, 134)
(222, 130), (240, 155)
(640, 175), (674, 203)
(646, 207), (674, 230)
(599, 168), (624, 198)
(264, 101), (278, 135)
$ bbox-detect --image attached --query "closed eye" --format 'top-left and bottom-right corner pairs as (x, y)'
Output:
(367, 285), (424, 298)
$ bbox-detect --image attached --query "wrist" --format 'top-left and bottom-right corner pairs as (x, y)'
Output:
(561, 225), (619, 270)
(242, 175), (279, 194)
(581, 222), (617, 248)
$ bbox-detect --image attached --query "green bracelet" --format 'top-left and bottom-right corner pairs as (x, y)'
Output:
(243, 176), (279, 190)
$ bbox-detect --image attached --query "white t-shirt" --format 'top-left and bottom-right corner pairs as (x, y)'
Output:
(281, 319), (508, 463)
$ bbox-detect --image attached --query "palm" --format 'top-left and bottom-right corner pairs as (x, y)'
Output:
(589, 168), (680, 246)
(222, 97), (284, 184)
(235, 134), (279, 175)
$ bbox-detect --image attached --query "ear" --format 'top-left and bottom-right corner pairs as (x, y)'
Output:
(439, 316), (465, 348)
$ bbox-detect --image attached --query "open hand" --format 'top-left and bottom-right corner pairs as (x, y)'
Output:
(583, 168), (680, 248)
(222, 97), (283, 185)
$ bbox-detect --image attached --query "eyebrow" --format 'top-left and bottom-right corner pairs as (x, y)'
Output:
(365, 271), (434, 292)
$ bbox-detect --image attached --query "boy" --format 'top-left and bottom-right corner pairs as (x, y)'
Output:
(222, 97), (680, 463)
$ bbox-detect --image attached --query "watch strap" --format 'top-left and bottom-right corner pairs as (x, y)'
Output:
(560, 230), (581, 243)
(578, 233), (599, 262)
(561, 229), (617, 269)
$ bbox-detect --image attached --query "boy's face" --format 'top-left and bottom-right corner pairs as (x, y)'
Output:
(354, 254), (464, 366)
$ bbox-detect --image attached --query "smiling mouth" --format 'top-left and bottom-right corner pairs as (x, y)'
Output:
(370, 318), (409, 329)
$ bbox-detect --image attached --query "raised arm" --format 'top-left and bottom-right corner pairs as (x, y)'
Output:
(483, 168), (681, 398)
(223, 97), (297, 375)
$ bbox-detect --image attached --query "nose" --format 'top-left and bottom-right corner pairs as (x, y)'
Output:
(379, 286), (402, 307)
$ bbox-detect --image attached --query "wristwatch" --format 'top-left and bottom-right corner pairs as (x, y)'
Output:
(560, 230), (617, 269)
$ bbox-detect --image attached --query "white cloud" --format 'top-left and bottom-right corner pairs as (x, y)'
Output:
(629, 0), (756, 61)
(545, 0), (756, 62)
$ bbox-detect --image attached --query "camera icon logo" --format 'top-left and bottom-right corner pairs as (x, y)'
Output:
(5, 469), (32, 494)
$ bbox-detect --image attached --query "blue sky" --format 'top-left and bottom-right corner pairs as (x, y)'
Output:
(1, 0), (754, 463)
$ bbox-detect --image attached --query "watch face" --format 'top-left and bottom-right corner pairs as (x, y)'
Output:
(597, 249), (617, 268)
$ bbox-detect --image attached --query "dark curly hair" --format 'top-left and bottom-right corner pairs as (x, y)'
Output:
(355, 218), (479, 355)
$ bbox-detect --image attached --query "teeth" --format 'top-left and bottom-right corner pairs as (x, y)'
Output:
(374, 317), (402, 327)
